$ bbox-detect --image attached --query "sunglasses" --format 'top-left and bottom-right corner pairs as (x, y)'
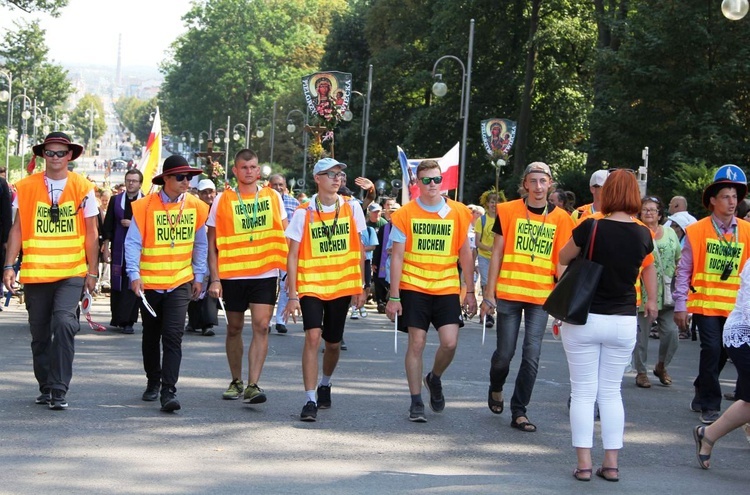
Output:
(171, 174), (191, 182)
(419, 176), (443, 185)
(318, 171), (347, 180)
(43, 150), (69, 158)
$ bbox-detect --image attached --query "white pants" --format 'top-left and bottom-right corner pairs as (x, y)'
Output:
(561, 313), (636, 450)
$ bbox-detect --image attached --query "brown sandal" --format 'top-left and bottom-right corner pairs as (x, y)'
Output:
(653, 363), (672, 386)
(573, 468), (592, 481)
(595, 466), (619, 482)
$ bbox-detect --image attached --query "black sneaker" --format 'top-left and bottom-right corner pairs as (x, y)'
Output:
(317, 384), (332, 409)
(201, 327), (215, 337)
(142, 383), (160, 402)
(49, 390), (68, 410)
(424, 372), (445, 413)
(340, 339), (348, 351)
(121, 325), (135, 335)
(485, 315), (495, 328)
(275, 323), (288, 334)
(700, 410), (720, 425)
(409, 402), (427, 422)
(300, 401), (318, 422)
(160, 391), (181, 412)
(35, 389), (51, 405)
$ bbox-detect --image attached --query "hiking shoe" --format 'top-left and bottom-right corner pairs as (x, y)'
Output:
(49, 390), (68, 410)
(142, 383), (160, 401)
(317, 384), (332, 409)
(242, 383), (267, 404)
(424, 372), (445, 413)
(160, 391), (181, 412)
(222, 379), (244, 400)
(409, 402), (427, 422)
(350, 307), (359, 320)
(35, 389), (51, 405)
(359, 308), (368, 318)
(300, 401), (318, 421)
(700, 410), (720, 425)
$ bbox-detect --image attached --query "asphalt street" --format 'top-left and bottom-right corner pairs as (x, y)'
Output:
(0, 294), (747, 494)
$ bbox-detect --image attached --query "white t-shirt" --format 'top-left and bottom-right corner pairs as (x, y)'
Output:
(286, 194), (367, 242)
(206, 187), (287, 280)
(13, 176), (98, 218)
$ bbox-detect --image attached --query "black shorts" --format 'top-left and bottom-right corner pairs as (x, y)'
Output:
(220, 277), (277, 312)
(299, 294), (351, 343)
(726, 344), (750, 403)
(398, 289), (463, 333)
(364, 260), (372, 286)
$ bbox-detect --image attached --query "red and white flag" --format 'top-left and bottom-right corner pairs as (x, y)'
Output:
(398, 142), (460, 203)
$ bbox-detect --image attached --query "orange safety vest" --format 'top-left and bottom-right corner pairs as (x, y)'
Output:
(131, 192), (208, 290)
(391, 198), (472, 296)
(686, 216), (750, 317)
(16, 172), (92, 283)
(296, 197), (362, 300)
(572, 203), (594, 223)
(213, 187), (288, 278)
(495, 199), (575, 305)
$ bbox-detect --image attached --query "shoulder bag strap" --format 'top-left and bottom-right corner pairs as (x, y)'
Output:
(583, 219), (599, 260)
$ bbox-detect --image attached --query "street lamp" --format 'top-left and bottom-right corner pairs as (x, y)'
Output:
(340, 63), (373, 180)
(431, 18), (474, 202)
(85, 104), (99, 156)
(232, 123), (247, 143)
(148, 111), (155, 122)
(215, 123), (231, 181)
(286, 108), (308, 183)
(0, 69), (12, 170)
(722, 0), (749, 20)
(254, 118), (275, 164)
(198, 130), (210, 150)
(10, 89), (33, 171)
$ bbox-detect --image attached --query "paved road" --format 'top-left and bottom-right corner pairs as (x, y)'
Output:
(0, 295), (747, 494)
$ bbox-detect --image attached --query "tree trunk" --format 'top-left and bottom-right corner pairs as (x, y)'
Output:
(513, 0), (541, 176)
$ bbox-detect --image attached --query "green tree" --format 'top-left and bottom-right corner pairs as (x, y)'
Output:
(1, 0), (67, 16)
(69, 94), (106, 149)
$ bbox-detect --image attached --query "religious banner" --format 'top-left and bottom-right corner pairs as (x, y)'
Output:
(301, 71), (352, 129)
(480, 118), (517, 156)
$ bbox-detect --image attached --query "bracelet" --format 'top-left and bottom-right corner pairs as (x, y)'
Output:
(209, 280), (220, 285)
(466, 291), (475, 294)
(86, 273), (99, 279)
(3, 265), (13, 270)
(389, 296), (401, 302)
(481, 299), (496, 308)
(289, 297), (299, 301)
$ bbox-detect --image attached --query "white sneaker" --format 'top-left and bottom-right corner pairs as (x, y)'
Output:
(350, 307), (359, 320)
(359, 308), (368, 318)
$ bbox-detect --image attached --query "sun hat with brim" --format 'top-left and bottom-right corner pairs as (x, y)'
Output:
(668, 211), (698, 231)
(151, 155), (203, 186)
(701, 164), (748, 209)
(32, 132), (84, 161)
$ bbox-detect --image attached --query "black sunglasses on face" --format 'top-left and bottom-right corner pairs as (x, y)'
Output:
(43, 150), (69, 158)
(172, 174), (190, 182)
(419, 176), (443, 185)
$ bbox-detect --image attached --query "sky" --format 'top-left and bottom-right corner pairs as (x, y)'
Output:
(0, 0), (190, 69)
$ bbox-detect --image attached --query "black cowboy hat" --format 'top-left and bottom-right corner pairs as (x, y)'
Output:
(151, 155), (202, 186)
(32, 132), (84, 161)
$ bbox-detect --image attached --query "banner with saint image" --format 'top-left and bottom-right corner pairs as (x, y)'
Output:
(302, 71), (352, 125)
(481, 118), (517, 155)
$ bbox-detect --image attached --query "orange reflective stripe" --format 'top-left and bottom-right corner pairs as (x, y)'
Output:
(214, 188), (288, 278)
(131, 193), (208, 290)
(686, 217), (750, 317)
(295, 199), (362, 300)
(16, 172), (91, 283)
(390, 199), (472, 296)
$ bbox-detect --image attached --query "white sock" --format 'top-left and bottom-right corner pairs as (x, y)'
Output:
(319, 375), (331, 387)
(305, 390), (316, 404)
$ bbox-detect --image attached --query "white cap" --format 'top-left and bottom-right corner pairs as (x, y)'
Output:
(668, 211), (697, 231)
(590, 170), (609, 187)
(197, 179), (215, 191)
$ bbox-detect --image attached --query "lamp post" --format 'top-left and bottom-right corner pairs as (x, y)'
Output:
(254, 118), (273, 163)
(181, 130), (195, 165)
(198, 130), (210, 151)
(341, 64), (373, 180)
(85, 103), (99, 156)
(31, 100), (43, 147)
(286, 108), (308, 185)
(215, 118), (231, 181)
(232, 123), (247, 150)
(0, 69), (12, 170)
(10, 89), (33, 172)
(431, 19), (474, 202)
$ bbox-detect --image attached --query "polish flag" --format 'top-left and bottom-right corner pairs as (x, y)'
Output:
(138, 106), (162, 194)
(397, 142), (460, 203)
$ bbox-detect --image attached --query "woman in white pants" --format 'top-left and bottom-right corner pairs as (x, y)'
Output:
(558, 170), (658, 482)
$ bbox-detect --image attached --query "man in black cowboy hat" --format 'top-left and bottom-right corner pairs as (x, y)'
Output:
(124, 155), (208, 412)
(2, 132), (100, 410)
(674, 164), (750, 425)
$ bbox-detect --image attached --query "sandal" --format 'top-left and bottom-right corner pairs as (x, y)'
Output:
(573, 468), (592, 482)
(693, 425), (714, 469)
(510, 416), (537, 432)
(653, 364), (672, 386)
(487, 387), (503, 414)
(595, 466), (619, 482)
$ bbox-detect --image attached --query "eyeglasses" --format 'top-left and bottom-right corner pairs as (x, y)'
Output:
(318, 171), (346, 180)
(43, 150), (69, 158)
(641, 208), (659, 214)
(171, 174), (191, 182)
(419, 176), (443, 185)
(125, 179), (141, 184)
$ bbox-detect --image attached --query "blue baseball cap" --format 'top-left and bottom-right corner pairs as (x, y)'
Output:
(313, 158), (347, 175)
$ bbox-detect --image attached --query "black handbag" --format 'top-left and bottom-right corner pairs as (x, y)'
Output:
(542, 220), (602, 325)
